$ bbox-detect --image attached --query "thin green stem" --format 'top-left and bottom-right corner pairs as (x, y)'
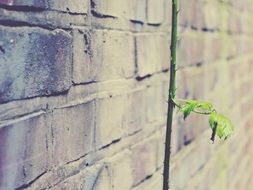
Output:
(163, 0), (179, 190)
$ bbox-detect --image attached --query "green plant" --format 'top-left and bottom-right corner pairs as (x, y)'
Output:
(162, 0), (234, 189)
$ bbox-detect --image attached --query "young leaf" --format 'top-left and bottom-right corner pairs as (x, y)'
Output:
(180, 100), (198, 119)
(209, 112), (234, 140)
(178, 99), (213, 119)
(195, 101), (213, 112)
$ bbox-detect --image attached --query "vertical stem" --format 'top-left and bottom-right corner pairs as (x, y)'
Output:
(163, 0), (179, 190)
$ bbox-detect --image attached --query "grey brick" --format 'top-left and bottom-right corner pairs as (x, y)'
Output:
(51, 101), (95, 166)
(0, 113), (50, 189)
(0, 26), (72, 103)
(0, 0), (48, 9)
(73, 29), (135, 84)
(0, 0), (88, 13)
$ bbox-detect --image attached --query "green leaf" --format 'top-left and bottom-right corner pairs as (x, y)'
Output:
(209, 112), (218, 129)
(178, 99), (213, 119)
(195, 101), (213, 112)
(209, 112), (234, 140)
(180, 100), (198, 119)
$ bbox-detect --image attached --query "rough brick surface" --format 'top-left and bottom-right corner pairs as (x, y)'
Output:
(0, 27), (72, 103)
(135, 33), (169, 77)
(0, 113), (50, 189)
(0, 0), (47, 9)
(51, 101), (95, 166)
(95, 95), (126, 149)
(147, 0), (165, 24)
(0, 0), (88, 13)
(91, 0), (146, 22)
(73, 29), (135, 83)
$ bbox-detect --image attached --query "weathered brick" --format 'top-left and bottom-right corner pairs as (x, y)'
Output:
(51, 101), (95, 166)
(180, 0), (204, 29)
(0, 0), (47, 9)
(146, 84), (165, 123)
(0, 26), (72, 103)
(147, 0), (165, 24)
(156, 128), (165, 167)
(135, 33), (169, 77)
(203, 1), (220, 30)
(125, 89), (146, 135)
(91, 165), (112, 190)
(203, 33), (222, 62)
(51, 163), (111, 190)
(49, 0), (88, 13)
(179, 0), (194, 27)
(95, 95), (126, 149)
(132, 171), (162, 190)
(0, 0), (88, 13)
(178, 31), (204, 67)
(0, 113), (50, 189)
(227, 10), (242, 34)
(180, 68), (205, 100)
(108, 151), (133, 190)
(91, 0), (146, 22)
(92, 30), (135, 81)
(72, 28), (95, 84)
(131, 137), (157, 186)
(73, 29), (135, 84)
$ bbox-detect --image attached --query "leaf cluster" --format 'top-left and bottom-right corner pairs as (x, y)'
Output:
(174, 99), (234, 142)
(209, 112), (234, 141)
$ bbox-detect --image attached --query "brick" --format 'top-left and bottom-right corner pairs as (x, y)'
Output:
(146, 84), (165, 123)
(72, 29), (95, 84)
(49, 0), (88, 13)
(95, 95), (127, 149)
(0, 0), (88, 13)
(73, 29), (135, 84)
(179, 0), (194, 27)
(51, 163), (111, 190)
(147, 0), (165, 24)
(203, 2), (220, 30)
(203, 33), (222, 62)
(156, 129), (165, 167)
(170, 120), (183, 156)
(131, 137), (157, 186)
(91, 0), (146, 22)
(125, 89), (146, 135)
(130, 0), (146, 22)
(92, 30), (135, 81)
(51, 101), (95, 166)
(108, 151), (133, 190)
(0, 113), (50, 189)
(170, 141), (211, 190)
(132, 171), (162, 190)
(135, 33), (169, 77)
(180, 68), (205, 100)
(75, 150), (148, 190)
(92, 166), (112, 190)
(228, 10), (242, 34)
(180, 0), (204, 29)
(178, 31), (204, 67)
(0, 26), (72, 103)
(0, 0), (47, 9)
(226, 35), (237, 59)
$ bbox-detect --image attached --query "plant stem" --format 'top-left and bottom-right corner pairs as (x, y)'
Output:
(163, 0), (179, 190)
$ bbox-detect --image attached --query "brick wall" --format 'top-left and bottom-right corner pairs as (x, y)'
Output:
(0, 0), (252, 189)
